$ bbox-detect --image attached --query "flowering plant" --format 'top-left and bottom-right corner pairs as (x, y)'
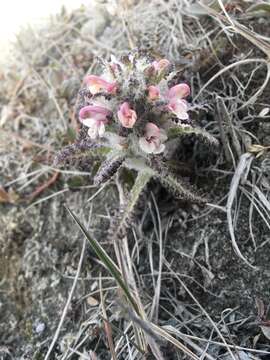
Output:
(77, 54), (191, 157)
(56, 52), (219, 236)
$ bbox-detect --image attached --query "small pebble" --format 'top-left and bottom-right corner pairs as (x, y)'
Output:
(35, 322), (46, 334)
(86, 296), (99, 307)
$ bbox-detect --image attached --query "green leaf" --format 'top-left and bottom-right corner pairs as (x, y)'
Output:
(66, 206), (140, 314)
(110, 171), (153, 240)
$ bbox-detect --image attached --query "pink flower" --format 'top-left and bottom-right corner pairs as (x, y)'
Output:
(148, 85), (160, 100)
(146, 59), (170, 77)
(167, 83), (190, 100)
(79, 105), (112, 139)
(166, 83), (190, 120)
(167, 98), (189, 120)
(152, 59), (170, 72)
(139, 122), (167, 154)
(117, 102), (137, 128)
(85, 75), (117, 95)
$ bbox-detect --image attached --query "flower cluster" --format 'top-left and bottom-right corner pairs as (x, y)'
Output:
(56, 52), (219, 206)
(78, 53), (191, 156)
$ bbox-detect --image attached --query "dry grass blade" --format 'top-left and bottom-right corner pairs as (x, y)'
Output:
(150, 323), (201, 360)
(163, 327), (216, 360)
(194, 58), (269, 102)
(253, 184), (270, 214)
(164, 327), (270, 357)
(216, 96), (241, 160)
(198, 1), (270, 109)
(122, 303), (200, 360)
(240, 63), (270, 109)
(44, 238), (86, 360)
(201, 2), (270, 57)
(118, 303), (164, 355)
(148, 193), (163, 323)
(120, 237), (147, 352)
(226, 153), (258, 269)
(25, 188), (69, 211)
(147, 339), (165, 360)
(99, 276), (117, 360)
(164, 259), (238, 360)
(106, 317), (145, 355)
(66, 206), (140, 315)
(113, 234), (147, 353)
(216, 96), (233, 164)
(241, 184), (270, 233)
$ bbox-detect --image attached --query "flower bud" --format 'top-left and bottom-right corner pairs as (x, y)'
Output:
(85, 75), (117, 95)
(148, 85), (160, 100)
(167, 83), (190, 100)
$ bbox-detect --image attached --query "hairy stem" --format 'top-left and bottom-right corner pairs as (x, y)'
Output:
(110, 170), (153, 241)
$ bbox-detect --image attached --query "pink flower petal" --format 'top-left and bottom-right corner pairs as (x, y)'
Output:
(152, 59), (170, 72)
(139, 122), (167, 154)
(157, 59), (170, 70)
(79, 105), (111, 139)
(167, 83), (190, 100)
(79, 105), (111, 121)
(145, 122), (160, 138)
(168, 99), (189, 120)
(117, 102), (137, 128)
(139, 137), (157, 154)
(85, 75), (117, 94)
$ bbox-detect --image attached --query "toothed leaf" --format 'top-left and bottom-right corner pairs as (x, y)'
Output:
(154, 172), (206, 204)
(54, 139), (104, 165)
(167, 126), (219, 148)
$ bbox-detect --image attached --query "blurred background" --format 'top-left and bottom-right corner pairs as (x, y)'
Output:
(0, 0), (91, 61)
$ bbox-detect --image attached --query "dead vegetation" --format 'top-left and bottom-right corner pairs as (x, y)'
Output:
(1, 1), (270, 359)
